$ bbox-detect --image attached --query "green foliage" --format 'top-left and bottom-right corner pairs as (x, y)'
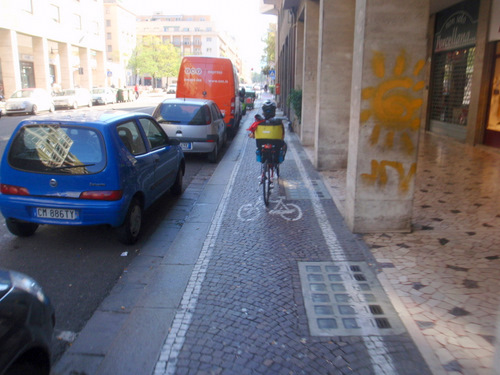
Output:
(287, 89), (302, 121)
(261, 23), (276, 67)
(128, 36), (181, 88)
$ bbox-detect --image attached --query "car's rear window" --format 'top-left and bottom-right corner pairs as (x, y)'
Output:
(8, 124), (106, 174)
(155, 104), (211, 125)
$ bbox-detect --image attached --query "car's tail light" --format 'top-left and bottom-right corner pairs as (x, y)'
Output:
(230, 98), (235, 115)
(79, 190), (123, 201)
(1, 184), (30, 196)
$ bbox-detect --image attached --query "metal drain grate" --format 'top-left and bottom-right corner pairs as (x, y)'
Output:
(299, 262), (405, 336)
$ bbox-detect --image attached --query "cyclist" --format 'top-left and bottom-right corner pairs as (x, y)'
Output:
(247, 100), (287, 163)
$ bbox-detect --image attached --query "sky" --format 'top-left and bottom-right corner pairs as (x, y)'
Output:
(127, 0), (277, 73)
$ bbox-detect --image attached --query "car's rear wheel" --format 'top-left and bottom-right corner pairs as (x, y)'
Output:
(222, 130), (228, 146)
(116, 198), (142, 244)
(171, 166), (183, 195)
(208, 142), (218, 163)
(5, 360), (48, 375)
(6, 218), (39, 237)
(31, 105), (38, 115)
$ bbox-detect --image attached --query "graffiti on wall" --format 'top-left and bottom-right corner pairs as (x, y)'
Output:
(360, 50), (424, 193)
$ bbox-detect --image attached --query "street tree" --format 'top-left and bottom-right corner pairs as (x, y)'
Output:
(261, 23), (276, 77)
(128, 36), (181, 88)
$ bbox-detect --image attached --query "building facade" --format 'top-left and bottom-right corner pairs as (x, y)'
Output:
(0, 0), (107, 97)
(103, 0), (137, 88)
(271, 0), (500, 233)
(136, 13), (243, 86)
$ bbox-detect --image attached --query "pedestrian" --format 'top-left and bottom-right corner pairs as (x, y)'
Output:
(247, 100), (287, 163)
(134, 84), (139, 99)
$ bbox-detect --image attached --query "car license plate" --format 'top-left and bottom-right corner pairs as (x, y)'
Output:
(180, 142), (192, 150)
(35, 207), (78, 220)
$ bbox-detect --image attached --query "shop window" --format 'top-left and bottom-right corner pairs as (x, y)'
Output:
(430, 48), (475, 126)
(484, 43), (500, 147)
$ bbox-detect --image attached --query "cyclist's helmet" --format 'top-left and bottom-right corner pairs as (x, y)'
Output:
(262, 100), (276, 119)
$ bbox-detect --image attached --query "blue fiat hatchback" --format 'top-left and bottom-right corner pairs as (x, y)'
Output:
(0, 111), (185, 244)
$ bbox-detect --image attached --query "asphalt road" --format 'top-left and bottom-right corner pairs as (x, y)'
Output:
(0, 95), (227, 362)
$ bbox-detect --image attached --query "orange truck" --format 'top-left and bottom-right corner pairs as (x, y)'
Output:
(176, 56), (242, 135)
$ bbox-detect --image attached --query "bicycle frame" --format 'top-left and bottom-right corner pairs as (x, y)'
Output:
(260, 144), (280, 206)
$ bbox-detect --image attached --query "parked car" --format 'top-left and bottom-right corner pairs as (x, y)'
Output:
(91, 87), (116, 105)
(153, 98), (226, 163)
(166, 84), (177, 94)
(244, 89), (256, 110)
(0, 97), (5, 117)
(53, 88), (92, 109)
(0, 269), (55, 375)
(4, 88), (55, 116)
(0, 110), (185, 244)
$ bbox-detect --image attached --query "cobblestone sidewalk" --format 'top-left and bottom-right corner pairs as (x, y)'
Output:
(154, 124), (432, 375)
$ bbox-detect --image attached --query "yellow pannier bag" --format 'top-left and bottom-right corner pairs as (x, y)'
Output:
(254, 124), (283, 140)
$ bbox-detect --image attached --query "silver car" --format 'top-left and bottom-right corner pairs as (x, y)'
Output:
(53, 88), (92, 109)
(91, 87), (116, 105)
(5, 88), (55, 116)
(152, 98), (226, 163)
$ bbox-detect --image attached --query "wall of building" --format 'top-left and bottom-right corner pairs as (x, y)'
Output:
(136, 14), (243, 83)
(0, 0), (106, 96)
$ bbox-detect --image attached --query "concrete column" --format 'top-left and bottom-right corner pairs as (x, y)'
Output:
(300, 0), (319, 146)
(33, 37), (51, 91)
(0, 29), (21, 96)
(59, 43), (73, 89)
(94, 50), (106, 87)
(78, 47), (91, 89)
(314, 0), (355, 170)
(295, 19), (304, 90)
(345, 0), (429, 232)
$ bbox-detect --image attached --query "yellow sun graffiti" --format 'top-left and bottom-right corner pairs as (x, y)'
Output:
(360, 50), (425, 194)
(361, 50), (425, 155)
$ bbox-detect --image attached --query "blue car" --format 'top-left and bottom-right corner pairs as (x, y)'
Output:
(0, 269), (55, 375)
(0, 110), (185, 244)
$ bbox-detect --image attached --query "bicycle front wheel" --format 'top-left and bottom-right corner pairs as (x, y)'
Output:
(262, 163), (271, 206)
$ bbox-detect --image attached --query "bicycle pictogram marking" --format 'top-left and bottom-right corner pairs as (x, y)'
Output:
(237, 196), (303, 222)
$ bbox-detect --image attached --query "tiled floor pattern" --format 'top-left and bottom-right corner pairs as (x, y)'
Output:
(309, 133), (500, 375)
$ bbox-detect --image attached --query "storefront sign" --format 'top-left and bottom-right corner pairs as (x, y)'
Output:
(489, 0), (500, 41)
(434, 0), (479, 53)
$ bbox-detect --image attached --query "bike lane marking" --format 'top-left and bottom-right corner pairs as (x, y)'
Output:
(288, 139), (398, 374)
(237, 196), (303, 222)
(154, 130), (250, 375)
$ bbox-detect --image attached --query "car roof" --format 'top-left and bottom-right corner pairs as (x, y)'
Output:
(16, 110), (150, 128)
(16, 88), (42, 92)
(161, 98), (214, 106)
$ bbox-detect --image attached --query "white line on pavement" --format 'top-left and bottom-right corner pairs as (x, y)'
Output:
(288, 139), (397, 375)
(154, 130), (249, 375)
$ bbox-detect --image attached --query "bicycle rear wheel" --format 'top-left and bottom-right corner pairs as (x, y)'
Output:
(262, 163), (271, 206)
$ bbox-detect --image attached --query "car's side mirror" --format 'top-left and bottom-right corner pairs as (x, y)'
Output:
(169, 138), (181, 146)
